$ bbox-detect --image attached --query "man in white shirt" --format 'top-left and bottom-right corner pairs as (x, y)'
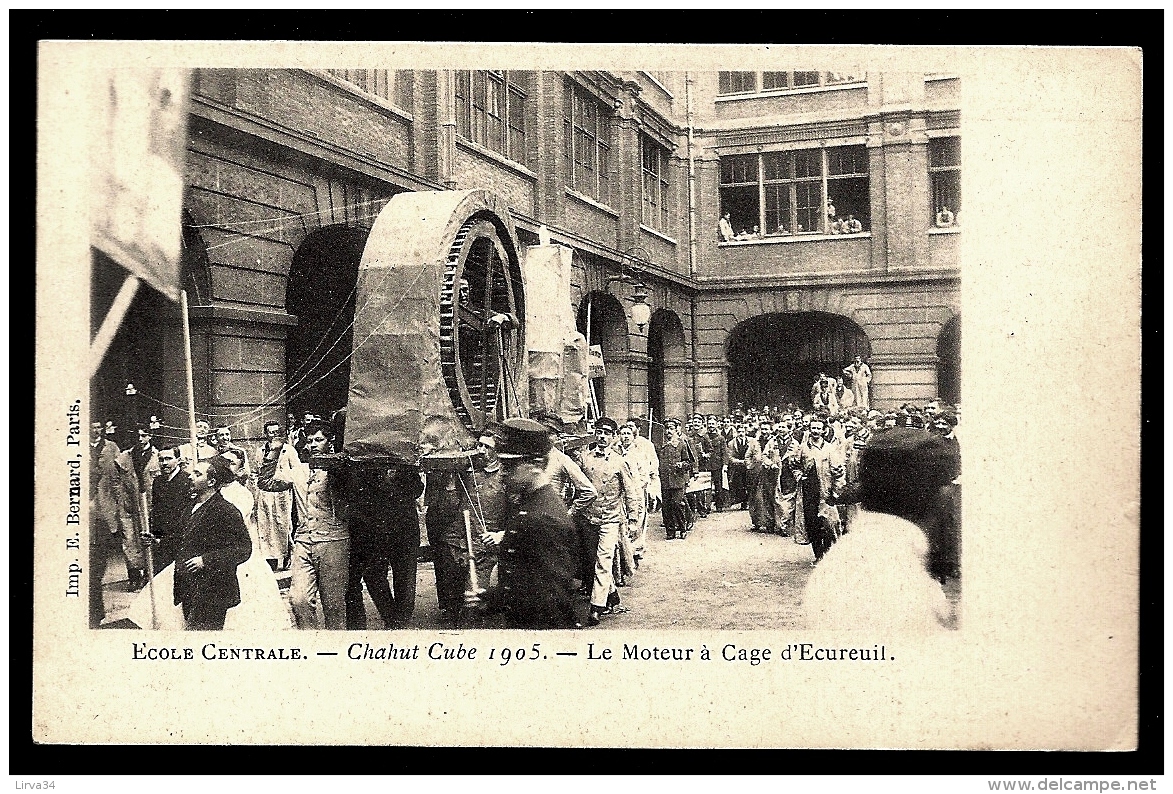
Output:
(803, 429), (960, 632)
(718, 212), (734, 243)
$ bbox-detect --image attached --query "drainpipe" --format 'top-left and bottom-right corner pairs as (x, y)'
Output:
(686, 72), (700, 411)
(438, 70), (457, 189)
(686, 71), (697, 280)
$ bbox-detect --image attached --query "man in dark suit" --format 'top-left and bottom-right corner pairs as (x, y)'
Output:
(486, 418), (581, 630)
(146, 447), (190, 573)
(173, 458), (252, 630)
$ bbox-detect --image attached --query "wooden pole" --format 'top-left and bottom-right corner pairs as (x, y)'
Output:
(647, 406), (654, 439)
(180, 290), (199, 451)
(88, 274), (140, 378)
(139, 492), (158, 630)
(584, 295), (598, 420)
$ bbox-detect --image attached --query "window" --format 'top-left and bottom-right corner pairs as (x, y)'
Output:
(718, 71), (757, 95)
(563, 81), (613, 204)
(719, 145), (870, 240)
(642, 134), (670, 232)
(929, 137), (961, 226)
(719, 70), (863, 95)
(326, 69), (413, 112)
(454, 70), (529, 165)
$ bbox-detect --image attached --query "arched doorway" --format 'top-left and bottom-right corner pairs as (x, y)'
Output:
(937, 314), (961, 405)
(647, 308), (686, 430)
(90, 213), (211, 451)
(726, 311), (871, 410)
(284, 225), (371, 420)
(577, 291), (629, 419)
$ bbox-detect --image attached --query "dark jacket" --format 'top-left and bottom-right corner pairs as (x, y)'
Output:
(150, 470), (191, 539)
(173, 491), (252, 611)
(498, 484), (580, 629)
(348, 463), (424, 553)
(657, 438), (696, 491)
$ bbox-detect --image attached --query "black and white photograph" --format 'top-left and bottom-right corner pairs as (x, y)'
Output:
(85, 65), (962, 635)
(32, 39), (1141, 752)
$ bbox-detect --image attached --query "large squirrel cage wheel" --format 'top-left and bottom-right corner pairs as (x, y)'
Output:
(439, 214), (525, 434)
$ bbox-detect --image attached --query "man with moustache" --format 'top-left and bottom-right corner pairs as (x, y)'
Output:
(576, 417), (641, 626)
(764, 417), (803, 538)
(684, 415), (713, 518)
(747, 418), (775, 533)
(797, 415), (847, 563)
(173, 458), (253, 630)
(255, 421), (293, 571)
(484, 418), (580, 630)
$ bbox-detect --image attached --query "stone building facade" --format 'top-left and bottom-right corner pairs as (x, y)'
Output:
(91, 68), (960, 449)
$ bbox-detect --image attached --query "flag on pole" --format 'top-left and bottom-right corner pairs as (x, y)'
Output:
(90, 68), (192, 301)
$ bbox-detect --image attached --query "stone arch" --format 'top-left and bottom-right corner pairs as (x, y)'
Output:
(647, 308), (688, 430)
(725, 311), (871, 410)
(577, 290), (630, 419)
(284, 224), (372, 420)
(937, 313), (961, 405)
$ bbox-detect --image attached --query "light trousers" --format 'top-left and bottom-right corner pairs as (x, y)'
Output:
(290, 537), (350, 630)
(590, 521), (620, 608)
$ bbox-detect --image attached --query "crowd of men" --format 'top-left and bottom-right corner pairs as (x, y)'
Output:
(90, 364), (961, 632)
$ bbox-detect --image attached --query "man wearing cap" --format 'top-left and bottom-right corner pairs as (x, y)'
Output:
(657, 418), (696, 541)
(577, 417), (642, 625)
(537, 415), (597, 520)
(684, 415), (713, 518)
(485, 418), (580, 629)
(803, 429), (959, 631)
(705, 416), (730, 512)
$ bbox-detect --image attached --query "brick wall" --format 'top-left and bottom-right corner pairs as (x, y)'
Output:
(202, 69), (414, 173)
(564, 192), (620, 249)
(452, 145), (535, 218)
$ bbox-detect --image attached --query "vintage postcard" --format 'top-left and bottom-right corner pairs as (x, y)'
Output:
(32, 42), (1141, 748)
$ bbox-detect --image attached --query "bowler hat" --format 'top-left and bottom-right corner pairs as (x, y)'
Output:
(494, 418), (554, 459)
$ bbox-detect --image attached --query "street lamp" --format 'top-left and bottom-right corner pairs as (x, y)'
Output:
(606, 247), (654, 333)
